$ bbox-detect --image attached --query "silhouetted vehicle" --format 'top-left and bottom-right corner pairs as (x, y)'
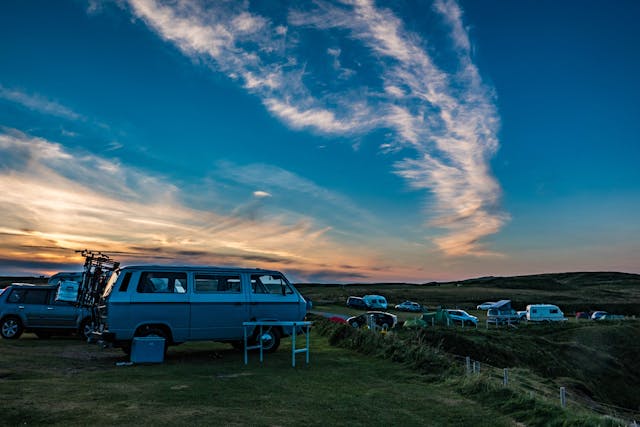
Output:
(347, 311), (397, 330)
(346, 296), (367, 309)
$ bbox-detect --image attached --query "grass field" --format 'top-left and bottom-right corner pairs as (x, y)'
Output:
(1, 332), (522, 426)
(2, 271), (638, 425)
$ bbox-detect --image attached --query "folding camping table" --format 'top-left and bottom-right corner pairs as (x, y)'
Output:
(242, 320), (312, 367)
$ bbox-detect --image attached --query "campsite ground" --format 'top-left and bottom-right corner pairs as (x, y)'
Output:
(1, 332), (518, 426)
(1, 271), (638, 425)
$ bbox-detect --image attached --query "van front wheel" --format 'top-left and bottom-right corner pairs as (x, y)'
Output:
(258, 327), (280, 353)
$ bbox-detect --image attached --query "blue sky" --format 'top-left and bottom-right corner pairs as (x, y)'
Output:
(1, 0), (638, 282)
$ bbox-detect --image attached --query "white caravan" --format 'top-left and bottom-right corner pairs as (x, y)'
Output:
(525, 304), (568, 322)
(362, 295), (388, 310)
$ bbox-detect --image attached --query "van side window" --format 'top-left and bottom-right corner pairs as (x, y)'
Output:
(251, 274), (293, 295)
(550, 309), (558, 314)
(137, 272), (187, 294)
(195, 274), (241, 293)
(119, 272), (132, 292)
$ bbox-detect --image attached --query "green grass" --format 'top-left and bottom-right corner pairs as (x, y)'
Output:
(1, 333), (517, 426)
(312, 318), (630, 426)
(3, 271), (638, 424)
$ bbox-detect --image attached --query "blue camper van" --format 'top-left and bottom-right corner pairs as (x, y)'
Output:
(94, 266), (309, 354)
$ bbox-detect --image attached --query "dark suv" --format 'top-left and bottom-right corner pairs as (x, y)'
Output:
(0, 284), (93, 340)
(346, 296), (368, 309)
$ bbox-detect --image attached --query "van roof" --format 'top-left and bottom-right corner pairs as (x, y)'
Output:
(527, 304), (559, 308)
(491, 300), (511, 309)
(120, 265), (283, 275)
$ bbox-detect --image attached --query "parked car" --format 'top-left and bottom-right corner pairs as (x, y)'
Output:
(575, 311), (590, 320)
(446, 309), (478, 326)
(476, 302), (497, 310)
(0, 284), (94, 340)
(362, 295), (388, 309)
(346, 296), (367, 309)
(591, 311), (608, 320)
(526, 304), (568, 322)
(394, 301), (423, 312)
(347, 311), (397, 330)
(487, 300), (520, 325)
(599, 313), (625, 321)
(93, 266), (309, 355)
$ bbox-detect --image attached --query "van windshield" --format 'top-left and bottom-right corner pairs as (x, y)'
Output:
(102, 270), (120, 298)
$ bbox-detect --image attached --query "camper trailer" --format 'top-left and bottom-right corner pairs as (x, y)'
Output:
(362, 295), (388, 309)
(525, 304), (568, 322)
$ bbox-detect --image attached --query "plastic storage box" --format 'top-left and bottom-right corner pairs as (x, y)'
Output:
(130, 336), (165, 363)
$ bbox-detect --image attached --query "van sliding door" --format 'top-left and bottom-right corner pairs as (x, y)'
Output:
(131, 271), (190, 342)
(189, 272), (248, 340)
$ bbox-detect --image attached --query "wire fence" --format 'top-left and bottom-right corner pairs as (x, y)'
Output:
(448, 353), (640, 426)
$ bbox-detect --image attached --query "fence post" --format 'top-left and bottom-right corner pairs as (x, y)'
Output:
(560, 387), (566, 408)
(432, 318), (435, 327)
(503, 368), (509, 386)
(474, 361), (480, 374)
(466, 356), (471, 375)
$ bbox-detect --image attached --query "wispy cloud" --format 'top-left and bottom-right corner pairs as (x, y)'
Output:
(0, 85), (82, 121)
(213, 160), (379, 233)
(125, 0), (508, 256)
(0, 129), (390, 280)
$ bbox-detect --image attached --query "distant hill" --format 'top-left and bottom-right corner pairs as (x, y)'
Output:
(0, 276), (49, 288)
(439, 271), (640, 290)
(299, 271), (640, 288)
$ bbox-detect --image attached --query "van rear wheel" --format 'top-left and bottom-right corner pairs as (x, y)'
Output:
(134, 327), (169, 356)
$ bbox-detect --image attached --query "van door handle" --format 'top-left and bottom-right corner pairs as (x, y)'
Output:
(18, 305), (24, 309)
(47, 307), (55, 310)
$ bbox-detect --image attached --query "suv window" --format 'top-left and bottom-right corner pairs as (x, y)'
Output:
(8, 289), (27, 303)
(137, 272), (187, 294)
(195, 274), (241, 293)
(24, 289), (49, 304)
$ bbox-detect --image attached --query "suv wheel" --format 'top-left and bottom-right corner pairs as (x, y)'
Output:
(80, 318), (95, 340)
(1, 317), (24, 339)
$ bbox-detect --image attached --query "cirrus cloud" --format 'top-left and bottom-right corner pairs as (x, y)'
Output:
(125, 0), (508, 256)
